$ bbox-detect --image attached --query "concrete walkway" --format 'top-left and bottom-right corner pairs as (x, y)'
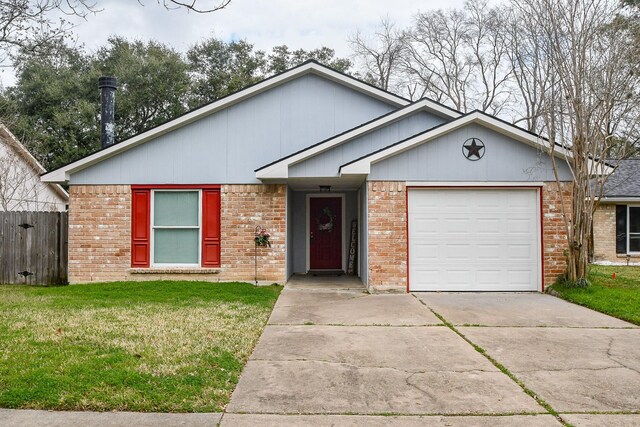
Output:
(223, 276), (640, 426)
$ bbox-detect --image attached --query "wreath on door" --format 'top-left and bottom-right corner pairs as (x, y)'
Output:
(315, 206), (335, 232)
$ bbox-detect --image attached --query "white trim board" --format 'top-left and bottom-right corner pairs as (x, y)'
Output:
(340, 111), (576, 175)
(150, 189), (202, 268)
(256, 98), (462, 179)
(42, 61), (410, 183)
(406, 181), (544, 187)
(598, 197), (640, 203)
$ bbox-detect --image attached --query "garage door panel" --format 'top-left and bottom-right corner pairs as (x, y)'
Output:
(476, 244), (502, 260)
(507, 218), (536, 233)
(409, 188), (540, 292)
(476, 219), (501, 233)
(507, 243), (536, 260)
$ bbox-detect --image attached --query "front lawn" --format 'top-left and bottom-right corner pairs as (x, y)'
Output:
(0, 281), (281, 412)
(551, 265), (640, 325)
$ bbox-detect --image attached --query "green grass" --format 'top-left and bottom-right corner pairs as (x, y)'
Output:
(551, 265), (640, 326)
(0, 281), (282, 412)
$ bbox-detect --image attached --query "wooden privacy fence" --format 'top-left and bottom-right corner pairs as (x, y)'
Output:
(0, 211), (68, 285)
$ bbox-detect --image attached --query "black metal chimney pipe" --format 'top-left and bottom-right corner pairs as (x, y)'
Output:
(98, 76), (117, 148)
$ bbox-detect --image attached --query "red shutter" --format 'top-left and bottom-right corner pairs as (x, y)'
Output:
(202, 188), (221, 267)
(131, 189), (150, 267)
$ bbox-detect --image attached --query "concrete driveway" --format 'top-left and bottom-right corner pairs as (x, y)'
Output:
(222, 277), (640, 426)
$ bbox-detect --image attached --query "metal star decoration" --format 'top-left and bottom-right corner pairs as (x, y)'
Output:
(462, 138), (485, 161)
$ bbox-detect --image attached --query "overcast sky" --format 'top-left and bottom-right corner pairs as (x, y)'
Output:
(1, 0), (472, 87)
(73, 0), (468, 54)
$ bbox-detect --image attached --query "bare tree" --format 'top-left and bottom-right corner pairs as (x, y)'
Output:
(0, 0), (231, 65)
(0, 132), (46, 211)
(0, 0), (97, 64)
(503, 7), (551, 132)
(513, 0), (640, 284)
(348, 17), (406, 92)
(155, 0), (231, 13)
(404, 7), (471, 106)
(0, 145), (36, 211)
(402, 0), (513, 113)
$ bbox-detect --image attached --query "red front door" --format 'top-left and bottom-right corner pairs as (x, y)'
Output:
(309, 196), (342, 270)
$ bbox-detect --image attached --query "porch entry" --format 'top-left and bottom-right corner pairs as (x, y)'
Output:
(308, 195), (343, 270)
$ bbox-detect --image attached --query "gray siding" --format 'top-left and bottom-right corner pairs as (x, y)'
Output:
(368, 124), (573, 182)
(358, 183), (368, 286)
(290, 190), (357, 274)
(289, 111), (445, 178)
(71, 74), (396, 185)
(286, 186), (294, 280)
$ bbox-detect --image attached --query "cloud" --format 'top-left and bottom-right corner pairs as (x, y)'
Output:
(1, 0), (468, 87)
(72, 0), (466, 55)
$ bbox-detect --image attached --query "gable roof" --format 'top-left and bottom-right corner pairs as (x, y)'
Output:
(42, 60), (411, 183)
(0, 125), (68, 202)
(339, 110), (575, 175)
(601, 159), (640, 198)
(255, 98), (462, 179)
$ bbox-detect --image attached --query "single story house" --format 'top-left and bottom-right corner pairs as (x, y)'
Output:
(42, 60), (574, 292)
(593, 159), (640, 264)
(0, 124), (68, 212)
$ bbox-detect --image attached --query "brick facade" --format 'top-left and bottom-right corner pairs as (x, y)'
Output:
(68, 185), (132, 283)
(592, 203), (618, 262)
(542, 181), (572, 286)
(365, 181), (572, 292)
(68, 184), (287, 284)
(220, 185), (287, 283)
(367, 181), (407, 292)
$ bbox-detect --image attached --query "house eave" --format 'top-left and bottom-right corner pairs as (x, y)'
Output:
(597, 197), (640, 203)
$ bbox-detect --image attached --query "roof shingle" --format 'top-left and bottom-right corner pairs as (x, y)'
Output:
(602, 159), (640, 198)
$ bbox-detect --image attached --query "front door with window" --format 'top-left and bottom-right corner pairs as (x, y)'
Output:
(309, 196), (342, 270)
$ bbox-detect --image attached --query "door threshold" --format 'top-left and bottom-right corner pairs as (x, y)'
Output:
(308, 269), (344, 277)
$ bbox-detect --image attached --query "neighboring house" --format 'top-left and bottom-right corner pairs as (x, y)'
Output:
(593, 159), (640, 264)
(0, 125), (68, 212)
(42, 61), (574, 292)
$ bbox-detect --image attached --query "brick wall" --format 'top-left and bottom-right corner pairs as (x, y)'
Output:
(365, 181), (571, 292)
(68, 185), (131, 283)
(367, 181), (407, 292)
(220, 184), (287, 283)
(68, 184), (287, 284)
(542, 181), (572, 286)
(593, 203), (617, 262)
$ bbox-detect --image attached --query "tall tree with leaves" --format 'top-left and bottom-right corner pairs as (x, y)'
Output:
(3, 44), (100, 170)
(95, 37), (191, 138)
(265, 45), (351, 75)
(3, 38), (191, 170)
(187, 38), (265, 106)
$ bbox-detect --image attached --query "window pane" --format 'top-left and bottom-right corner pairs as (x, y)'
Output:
(630, 207), (640, 233)
(630, 236), (640, 253)
(154, 229), (199, 264)
(154, 191), (199, 226)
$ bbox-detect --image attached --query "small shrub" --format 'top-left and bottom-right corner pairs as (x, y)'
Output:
(555, 274), (591, 289)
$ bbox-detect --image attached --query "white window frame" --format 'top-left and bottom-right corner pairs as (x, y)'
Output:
(150, 189), (202, 267)
(628, 204), (640, 255)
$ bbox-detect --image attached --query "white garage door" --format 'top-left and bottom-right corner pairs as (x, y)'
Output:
(408, 188), (540, 291)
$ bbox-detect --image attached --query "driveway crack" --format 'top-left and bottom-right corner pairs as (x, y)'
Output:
(605, 336), (640, 375)
(412, 294), (571, 427)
